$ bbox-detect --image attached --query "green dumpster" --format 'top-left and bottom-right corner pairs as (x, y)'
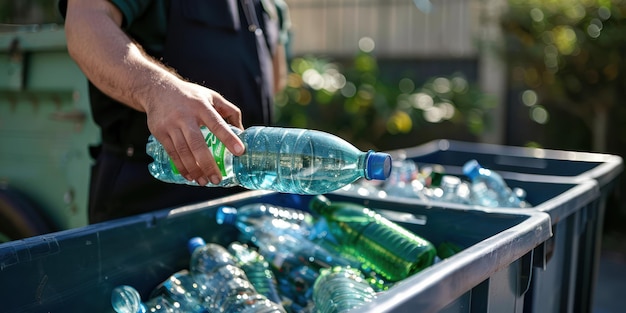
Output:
(0, 26), (99, 241)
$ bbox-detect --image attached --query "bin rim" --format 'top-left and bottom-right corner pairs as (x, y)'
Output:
(388, 139), (623, 187)
(354, 202), (552, 313)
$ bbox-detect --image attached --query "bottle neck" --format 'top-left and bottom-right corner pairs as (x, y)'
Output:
(360, 151), (372, 180)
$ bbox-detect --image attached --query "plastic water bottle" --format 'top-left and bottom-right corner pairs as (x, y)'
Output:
(216, 204), (316, 241)
(430, 174), (472, 204)
(216, 205), (357, 272)
(188, 238), (255, 308)
(246, 226), (355, 273)
(150, 270), (207, 313)
(312, 267), (377, 313)
(112, 285), (144, 313)
(187, 237), (286, 313)
(380, 159), (427, 200)
(146, 126), (392, 194)
(111, 285), (178, 313)
(462, 159), (530, 208)
(309, 195), (436, 282)
(310, 231), (390, 292)
(228, 242), (283, 307)
(278, 264), (319, 308)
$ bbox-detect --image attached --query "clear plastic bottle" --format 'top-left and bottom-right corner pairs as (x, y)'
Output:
(216, 204), (316, 240)
(381, 159), (427, 200)
(244, 226), (356, 273)
(187, 237), (286, 313)
(462, 159), (530, 208)
(146, 126), (392, 194)
(312, 267), (377, 313)
(111, 285), (178, 313)
(111, 285), (144, 313)
(228, 242), (284, 307)
(216, 205), (357, 272)
(431, 174), (472, 204)
(309, 195), (436, 282)
(150, 269), (207, 313)
(278, 264), (319, 308)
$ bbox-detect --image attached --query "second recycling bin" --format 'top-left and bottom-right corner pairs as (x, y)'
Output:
(382, 139), (622, 313)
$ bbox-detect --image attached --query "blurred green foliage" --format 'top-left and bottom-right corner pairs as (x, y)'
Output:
(501, 0), (626, 233)
(274, 52), (495, 150)
(501, 0), (626, 148)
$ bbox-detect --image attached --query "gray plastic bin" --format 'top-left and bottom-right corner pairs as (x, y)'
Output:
(385, 139), (622, 313)
(0, 190), (552, 313)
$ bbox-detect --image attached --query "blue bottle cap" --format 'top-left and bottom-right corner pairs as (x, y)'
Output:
(366, 152), (392, 180)
(188, 237), (206, 254)
(462, 159), (481, 179)
(216, 206), (238, 225)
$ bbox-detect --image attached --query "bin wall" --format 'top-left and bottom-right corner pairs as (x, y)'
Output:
(0, 191), (551, 313)
(386, 139), (621, 313)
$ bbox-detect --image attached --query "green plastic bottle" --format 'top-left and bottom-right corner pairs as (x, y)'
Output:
(309, 195), (436, 282)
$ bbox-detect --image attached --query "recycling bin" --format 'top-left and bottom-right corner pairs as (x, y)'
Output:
(0, 190), (552, 313)
(384, 139), (622, 313)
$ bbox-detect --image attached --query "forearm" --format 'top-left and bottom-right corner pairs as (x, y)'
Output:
(64, 0), (246, 186)
(64, 0), (178, 113)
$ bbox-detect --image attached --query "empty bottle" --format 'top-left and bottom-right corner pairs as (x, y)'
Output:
(309, 195), (436, 282)
(228, 242), (283, 307)
(462, 159), (530, 208)
(188, 238), (255, 308)
(430, 174), (471, 204)
(278, 264), (319, 308)
(112, 285), (144, 313)
(312, 267), (377, 313)
(147, 126), (392, 194)
(246, 225), (356, 274)
(187, 237), (286, 313)
(311, 233), (391, 292)
(150, 269), (207, 313)
(112, 285), (178, 313)
(216, 203), (316, 241)
(216, 204), (358, 273)
(381, 159), (427, 200)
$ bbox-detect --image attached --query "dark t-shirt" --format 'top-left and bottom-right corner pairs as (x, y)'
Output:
(111, 0), (169, 56)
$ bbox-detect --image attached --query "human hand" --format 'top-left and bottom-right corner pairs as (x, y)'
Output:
(144, 80), (245, 186)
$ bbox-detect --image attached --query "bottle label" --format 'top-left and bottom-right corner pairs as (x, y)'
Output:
(205, 130), (227, 176)
(169, 129), (227, 176)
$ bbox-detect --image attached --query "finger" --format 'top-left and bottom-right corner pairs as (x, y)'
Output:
(181, 126), (220, 186)
(159, 134), (188, 180)
(201, 112), (246, 160)
(169, 128), (203, 183)
(205, 96), (245, 157)
(212, 94), (244, 130)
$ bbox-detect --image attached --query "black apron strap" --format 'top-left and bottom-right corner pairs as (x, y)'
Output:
(241, 0), (274, 122)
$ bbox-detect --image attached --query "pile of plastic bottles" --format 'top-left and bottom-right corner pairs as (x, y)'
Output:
(111, 195), (459, 313)
(344, 158), (532, 208)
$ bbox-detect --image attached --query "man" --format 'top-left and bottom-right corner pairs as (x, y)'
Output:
(60, 0), (289, 222)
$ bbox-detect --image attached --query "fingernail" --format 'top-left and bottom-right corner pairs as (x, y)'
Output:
(233, 143), (245, 155)
(197, 178), (208, 186)
(210, 175), (221, 185)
